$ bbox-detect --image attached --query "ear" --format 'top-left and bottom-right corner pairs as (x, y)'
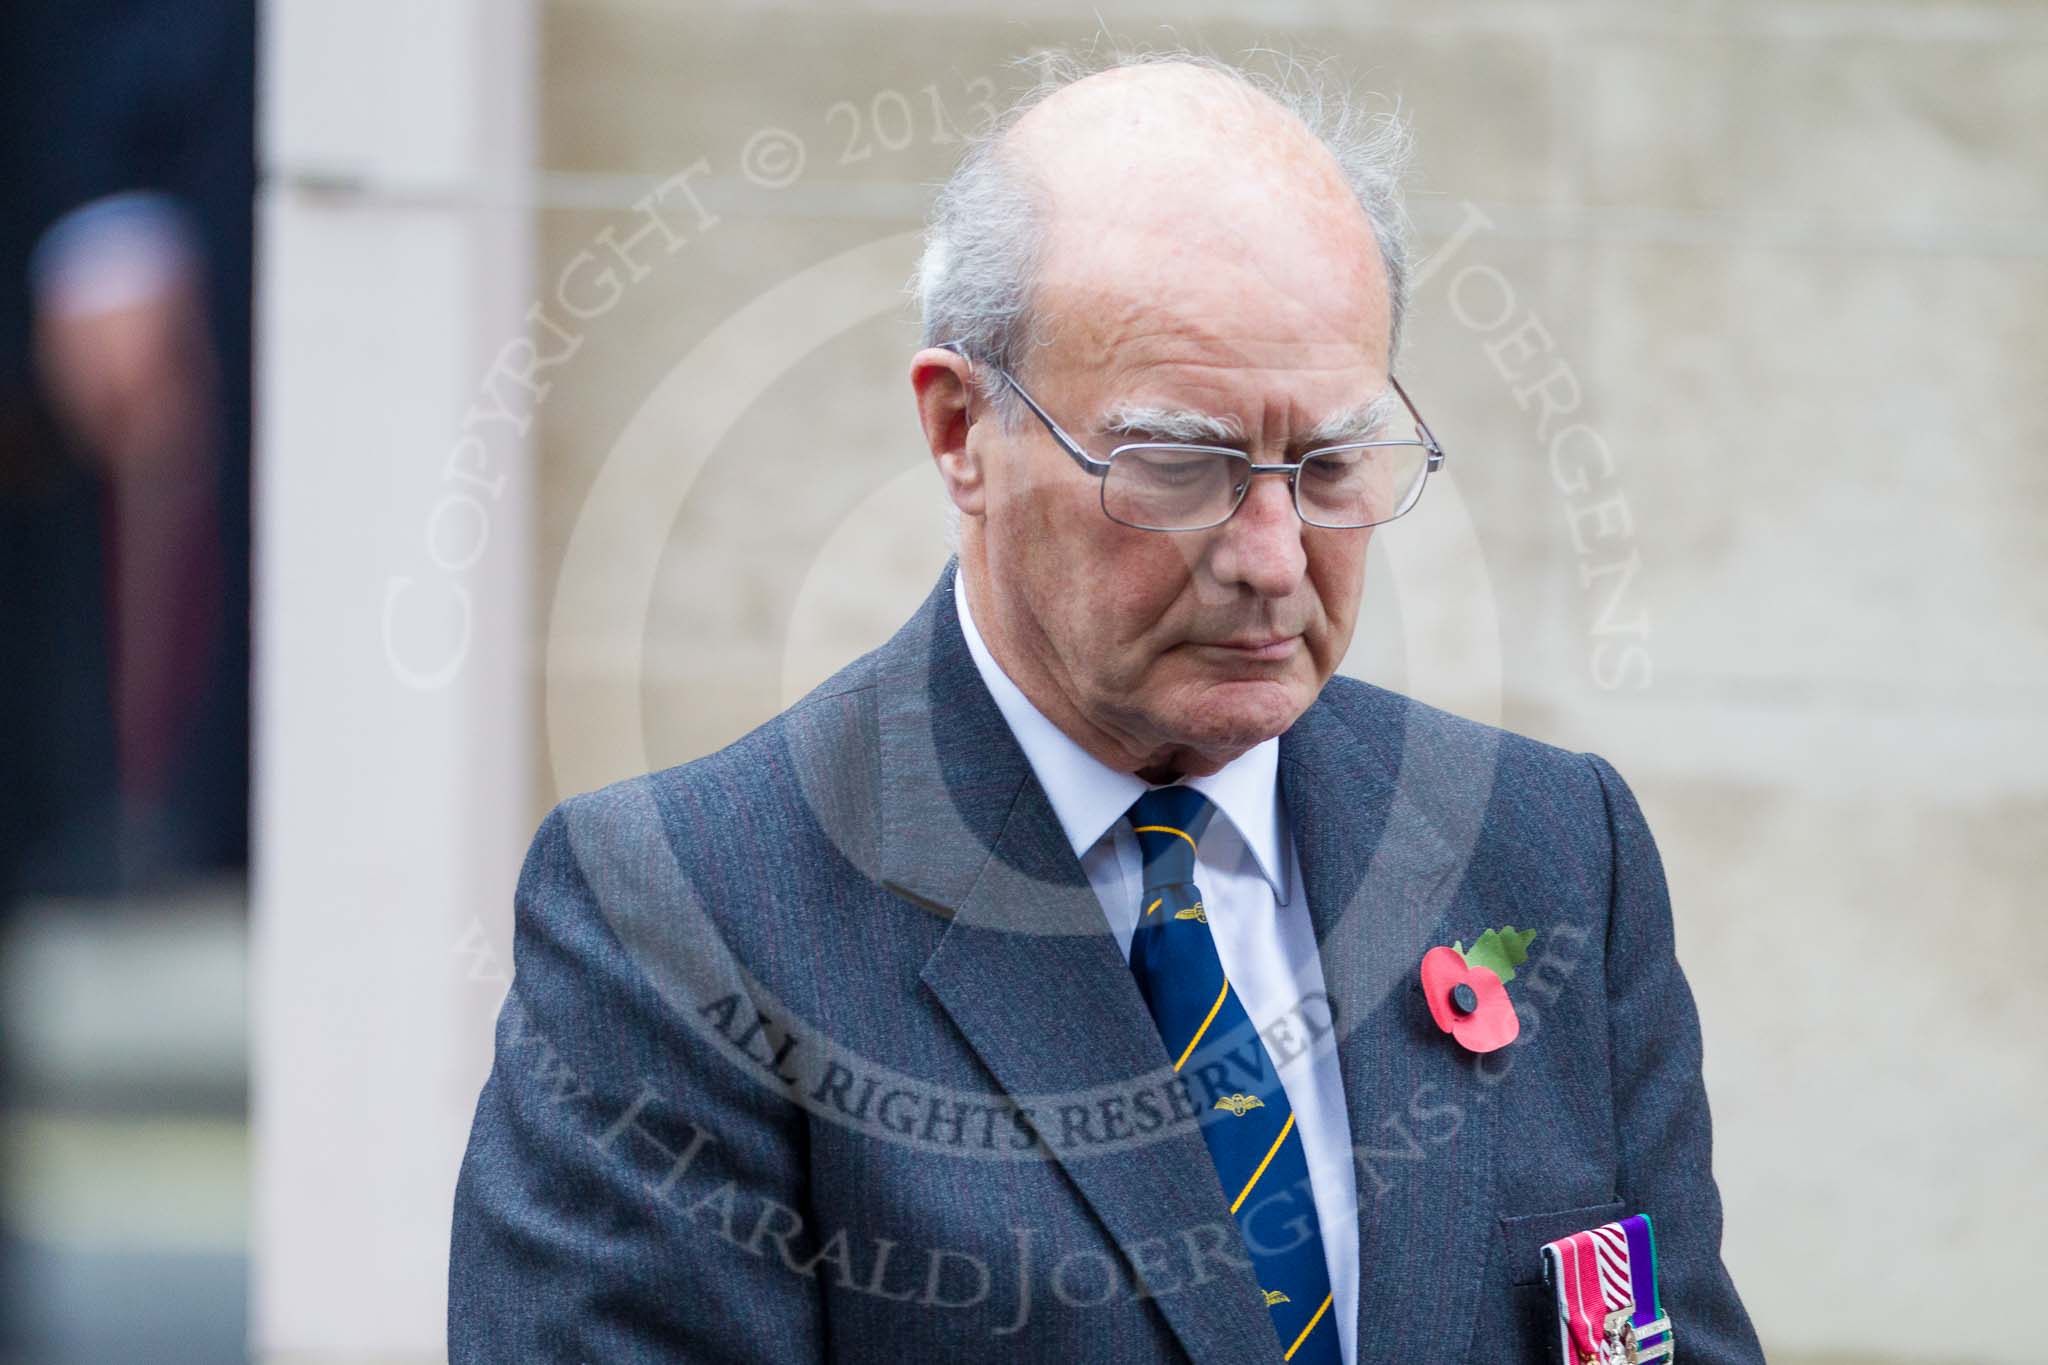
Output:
(910, 346), (986, 519)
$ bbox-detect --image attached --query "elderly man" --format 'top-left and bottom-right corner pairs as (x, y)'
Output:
(451, 55), (1764, 1364)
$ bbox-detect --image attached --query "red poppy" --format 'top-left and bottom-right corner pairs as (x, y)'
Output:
(1420, 945), (1520, 1053)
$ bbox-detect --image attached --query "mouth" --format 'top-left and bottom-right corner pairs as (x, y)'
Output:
(1198, 635), (1303, 663)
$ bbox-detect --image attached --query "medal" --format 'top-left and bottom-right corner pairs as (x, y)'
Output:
(1540, 1213), (1675, 1364)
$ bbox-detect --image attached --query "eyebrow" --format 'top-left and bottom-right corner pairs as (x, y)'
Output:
(1098, 389), (1403, 451)
(1300, 390), (1403, 447)
(1099, 403), (1244, 445)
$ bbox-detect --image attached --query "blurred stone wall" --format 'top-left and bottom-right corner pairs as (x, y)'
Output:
(530, 3), (2048, 1361)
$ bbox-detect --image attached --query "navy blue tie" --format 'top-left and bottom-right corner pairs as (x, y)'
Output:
(1126, 786), (1340, 1363)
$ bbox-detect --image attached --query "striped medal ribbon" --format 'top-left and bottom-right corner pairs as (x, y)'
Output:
(1541, 1213), (1675, 1364)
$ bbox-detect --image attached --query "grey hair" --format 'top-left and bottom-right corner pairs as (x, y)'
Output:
(914, 46), (1418, 431)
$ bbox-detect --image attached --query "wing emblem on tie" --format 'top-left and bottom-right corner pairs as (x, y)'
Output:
(1174, 902), (1208, 923)
(1214, 1093), (1265, 1117)
(1263, 1288), (1292, 1306)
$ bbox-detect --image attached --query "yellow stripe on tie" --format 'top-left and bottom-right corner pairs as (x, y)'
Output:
(1173, 979), (1229, 1073)
(1283, 1291), (1333, 1361)
(1144, 897), (1163, 917)
(1231, 1112), (1295, 1214)
(1132, 824), (1198, 855)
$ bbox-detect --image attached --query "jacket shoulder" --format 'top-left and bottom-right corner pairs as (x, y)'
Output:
(535, 646), (884, 911)
(1310, 674), (1630, 863)
(563, 646), (880, 811)
(1316, 673), (1603, 779)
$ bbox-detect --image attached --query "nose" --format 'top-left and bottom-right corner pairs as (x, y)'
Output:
(1206, 472), (1308, 598)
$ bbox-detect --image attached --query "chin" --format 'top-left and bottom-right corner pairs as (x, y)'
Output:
(1161, 677), (1315, 756)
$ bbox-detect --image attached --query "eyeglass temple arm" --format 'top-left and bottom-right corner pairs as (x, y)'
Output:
(1389, 375), (1445, 467)
(935, 340), (1111, 476)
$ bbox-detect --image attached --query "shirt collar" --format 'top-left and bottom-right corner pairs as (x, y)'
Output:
(953, 570), (1291, 903)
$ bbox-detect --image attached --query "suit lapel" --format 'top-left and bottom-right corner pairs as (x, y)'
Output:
(872, 571), (1505, 1359)
(878, 568), (1275, 1363)
(1281, 696), (1501, 1362)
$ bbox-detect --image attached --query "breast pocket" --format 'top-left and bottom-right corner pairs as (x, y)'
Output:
(1497, 1199), (1628, 1287)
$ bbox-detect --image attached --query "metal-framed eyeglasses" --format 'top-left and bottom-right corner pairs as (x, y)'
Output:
(940, 341), (1445, 532)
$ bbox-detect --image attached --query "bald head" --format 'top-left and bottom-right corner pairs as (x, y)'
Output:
(1000, 61), (1391, 390)
(916, 53), (1412, 415)
(1007, 60), (1370, 245)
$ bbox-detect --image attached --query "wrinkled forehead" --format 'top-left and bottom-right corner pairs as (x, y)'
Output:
(1027, 206), (1392, 421)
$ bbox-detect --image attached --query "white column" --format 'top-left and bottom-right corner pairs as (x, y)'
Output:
(251, 0), (535, 1356)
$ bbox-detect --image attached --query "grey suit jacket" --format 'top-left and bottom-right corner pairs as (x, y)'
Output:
(449, 564), (1765, 1363)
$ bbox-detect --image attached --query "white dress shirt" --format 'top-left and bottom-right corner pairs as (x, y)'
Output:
(954, 573), (1360, 1365)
